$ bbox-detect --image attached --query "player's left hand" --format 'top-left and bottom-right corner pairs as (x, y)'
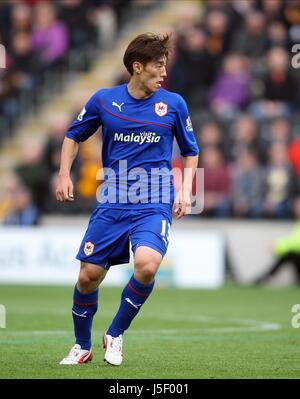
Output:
(173, 189), (191, 219)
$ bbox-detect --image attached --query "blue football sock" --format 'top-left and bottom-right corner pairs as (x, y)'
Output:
(107, 275), (155, 337)
(72, 285), (98, 350)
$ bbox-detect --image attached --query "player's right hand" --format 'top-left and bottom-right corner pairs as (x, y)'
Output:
(173, 188), (191, 219)
(55, 174), (74, 202)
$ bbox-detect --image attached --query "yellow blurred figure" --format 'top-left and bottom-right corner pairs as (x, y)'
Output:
(76, 134), (103, 199)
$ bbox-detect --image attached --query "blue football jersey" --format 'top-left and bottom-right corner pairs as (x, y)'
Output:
(66, 84), (199, 210)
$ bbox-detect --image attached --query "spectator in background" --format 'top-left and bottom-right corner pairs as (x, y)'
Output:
(89, 1), (117, 50)
(9, 31), (41, 93)
(262, 142), (294, 218)
(230, 0), (258, 24)
(260, 117), (291, 162)
(260, 0), (284, 24)
(283, 0), (300, 45)
(15, 141), (49, 212)
(231, 11), (267, 59)
(226, 113), (261, 162)
(75, 134), (101, 213)
(265, 20), (289, 50)
(42, 113), (76, 176)
(3, 185), (39, 226)
(202, 0), (244, 36)
(41, 113), (81, 211)
(9, 3), (32, 42)
(168, 28), (215, 107)
(197, 121), (225, 154)
(107, 0), (132, 29)
(208, 53), (251, 119)
(204, 9), (231, 67)
(2, 31), (41, 125)
(249, 47), (299, 120)
(172, 1), (201, 37)
(283, 0), (300, 28)
(0, 172), (21, 223)
(31, 2), (69, 69)
(254, 196), (300, 285)
(201, 145), (232, 217)
(231, 149), (264, 217)
(203, 0), (246, 35)
(58, 0), (97, 50)
(269, 117), (291, 144)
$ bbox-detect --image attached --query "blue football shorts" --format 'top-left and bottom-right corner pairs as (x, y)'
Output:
(76, 207), (172, 269)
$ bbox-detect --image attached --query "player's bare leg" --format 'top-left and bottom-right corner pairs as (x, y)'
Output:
(60, 262), (107, 365)
(103, 246), (162, 366)
(77, 261), (107, 293)
(134, 246), (162, 284)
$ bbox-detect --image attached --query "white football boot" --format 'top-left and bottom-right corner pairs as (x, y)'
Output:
(59, 344), (93, 365)
(103, 334), (123, 366)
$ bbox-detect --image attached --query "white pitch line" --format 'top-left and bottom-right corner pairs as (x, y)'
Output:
(143, 314), (282, 332)
(0, 317), (281, 337)
(130, 323), (281, 335)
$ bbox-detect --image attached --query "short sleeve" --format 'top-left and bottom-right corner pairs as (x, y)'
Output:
(66, 91), (102, 143)
(173, 95), (199, 157)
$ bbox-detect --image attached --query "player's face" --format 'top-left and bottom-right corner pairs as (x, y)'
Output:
(139, 57), (167, 94)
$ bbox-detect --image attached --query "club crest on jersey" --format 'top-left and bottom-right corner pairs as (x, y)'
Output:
(154, 101), (168, 117)
(84, 241), (94, 256)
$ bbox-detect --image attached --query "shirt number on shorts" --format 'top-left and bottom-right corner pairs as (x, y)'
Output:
(160, 220), (171, 246)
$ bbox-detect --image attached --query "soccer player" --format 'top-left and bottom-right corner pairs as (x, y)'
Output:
(56, 33), (199, 366)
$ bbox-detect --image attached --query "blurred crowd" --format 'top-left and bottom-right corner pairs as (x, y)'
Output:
(0, 0), (135, 142)
(1, 0), (300, 225)
(168, 0), (300, 220)
(0, 108), (102, 225)
(118, 0), (300, 220)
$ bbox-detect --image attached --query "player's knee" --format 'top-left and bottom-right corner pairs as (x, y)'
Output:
(134, 247), (162, 283)
(135, 261), (159, 283)
(77, 263), (105, 293)
(78, 272), (94, 287)
(141, 267), (156, 282)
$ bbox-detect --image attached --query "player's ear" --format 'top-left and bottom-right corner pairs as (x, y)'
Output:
(133, 61), (143, 75)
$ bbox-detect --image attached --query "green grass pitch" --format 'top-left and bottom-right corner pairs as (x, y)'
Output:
(0, 284), (300, 379)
